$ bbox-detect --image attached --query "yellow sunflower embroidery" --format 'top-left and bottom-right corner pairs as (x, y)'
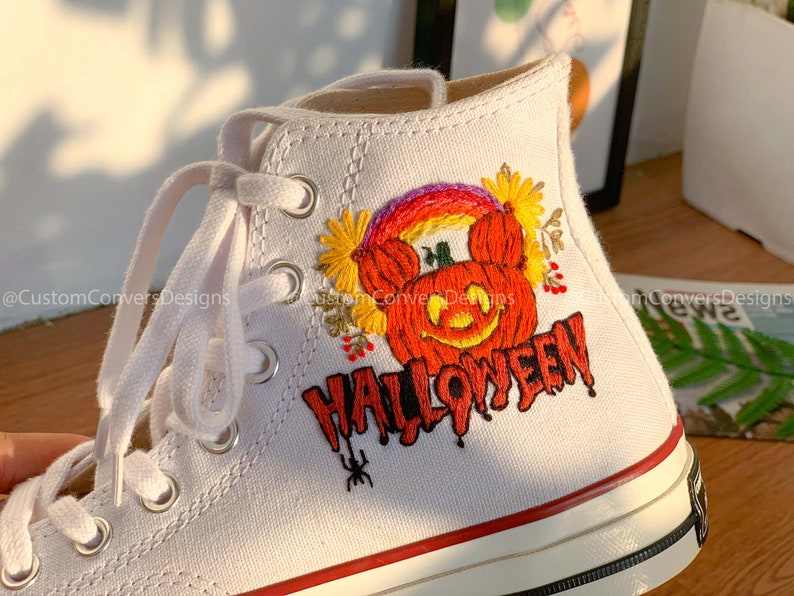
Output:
(319, 210), (371, 294)
(482, 163), (545, 239)
(523, 239), (547, 289)
(352, 293), (387, 336)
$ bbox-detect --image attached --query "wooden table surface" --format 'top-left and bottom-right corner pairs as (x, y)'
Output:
(1, 153), (793, 594)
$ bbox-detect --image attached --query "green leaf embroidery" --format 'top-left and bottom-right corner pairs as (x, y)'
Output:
(637, 310), (794, 437)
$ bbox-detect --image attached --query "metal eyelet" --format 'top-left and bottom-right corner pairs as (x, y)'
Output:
(199, 420), (239, 455)
(1, 556), (40, 590)
(282, 175), (318, 219)
(267, 261), (304, 304)
(140, 472), (180, 513)
(245, 341), (279, 384)
(73, 517), (112, 557)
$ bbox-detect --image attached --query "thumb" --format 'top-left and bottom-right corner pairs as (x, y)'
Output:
(0, 432), (90, 495)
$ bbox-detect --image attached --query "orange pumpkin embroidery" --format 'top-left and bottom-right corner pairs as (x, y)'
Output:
(317, 165), (566, 369)
(361, 213), (537, 375)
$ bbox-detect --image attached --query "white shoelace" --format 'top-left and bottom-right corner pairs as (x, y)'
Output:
(0, 68), (448, 585)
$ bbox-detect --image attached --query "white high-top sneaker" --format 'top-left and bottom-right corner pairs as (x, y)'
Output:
(0, 55), (707, 595)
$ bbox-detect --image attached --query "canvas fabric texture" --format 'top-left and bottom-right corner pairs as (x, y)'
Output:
(10, 55), (675, 594)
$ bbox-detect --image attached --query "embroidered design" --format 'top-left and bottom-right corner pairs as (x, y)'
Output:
(317, 164), (568, 366)
(340, 435), (372, 491)
(302, 312), (595, 451)
(312, 289), (377, 362)
(543, 261), (567, 294)
(306, 164), (589, 490)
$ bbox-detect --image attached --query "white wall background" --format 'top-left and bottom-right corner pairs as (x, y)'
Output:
(0, 0), (705, 330)
(628, 0), (708, 163)
(0, 0), (418, 330)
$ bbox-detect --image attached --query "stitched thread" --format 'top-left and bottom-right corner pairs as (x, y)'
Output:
(301, 312), (595, 459)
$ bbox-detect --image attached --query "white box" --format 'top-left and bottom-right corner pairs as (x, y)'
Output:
(683, 0), (794, 264)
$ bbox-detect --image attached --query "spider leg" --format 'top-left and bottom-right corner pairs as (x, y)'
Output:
(346, 475), (353, 492)
(362, 471), (373, 487)
(340, 454), (352, 472)
(359, 450), (368, 466)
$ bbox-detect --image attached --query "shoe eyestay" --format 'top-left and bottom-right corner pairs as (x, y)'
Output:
(199, 420), (240, 455)
(1, 555), (40, 591)
(244, 341), (279, 384)
(73, 517), (112, 557)
(139, 472), (180, 513)
(282, 175), (318, 219)
(268, 261), (304, 304)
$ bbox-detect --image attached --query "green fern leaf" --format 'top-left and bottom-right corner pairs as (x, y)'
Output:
(637, 311), (794, 433)
(698, 369), (762, 406)
(660, 349), (698, 371)
(671, 360), (727, 389)
(719, 323), (752, 366)
(775, 411), (794, 438)
(660, 312), (693, 347)
(641, 311), (700, 372)
(693, 318), (721, 357)
(742, 331), (784, 372)
(735, 377), (793, 425)
(637, 311), (675, 352)
(743, 329), (794, 368)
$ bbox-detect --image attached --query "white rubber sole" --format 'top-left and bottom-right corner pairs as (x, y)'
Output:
(284, 438), (706, 596)
(278, 434), (706, 596)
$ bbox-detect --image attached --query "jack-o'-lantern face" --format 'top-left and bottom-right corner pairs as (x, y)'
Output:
(357, 209), (539, 375)
(423, 282), (504, 349)
(385, 261), (537, 375)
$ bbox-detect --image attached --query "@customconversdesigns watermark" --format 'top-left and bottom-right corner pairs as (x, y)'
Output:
(2, 289), (230, 309)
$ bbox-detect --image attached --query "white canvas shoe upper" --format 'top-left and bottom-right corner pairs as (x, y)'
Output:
(0, 55), (682, 595)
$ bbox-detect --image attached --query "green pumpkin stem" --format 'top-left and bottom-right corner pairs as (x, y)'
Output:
(422, 241), (455, 269)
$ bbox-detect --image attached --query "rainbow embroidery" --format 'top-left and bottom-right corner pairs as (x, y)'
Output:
(360, 183), (501, 249)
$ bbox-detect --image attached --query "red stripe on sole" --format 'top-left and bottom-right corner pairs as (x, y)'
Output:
(245, 418), (685, 596)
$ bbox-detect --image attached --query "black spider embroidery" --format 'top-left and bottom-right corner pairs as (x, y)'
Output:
(340, 436), (373, 491)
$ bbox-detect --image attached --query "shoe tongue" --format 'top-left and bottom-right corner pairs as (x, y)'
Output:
(297, 86), (440, 115)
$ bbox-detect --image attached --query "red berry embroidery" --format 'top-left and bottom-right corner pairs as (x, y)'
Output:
(543, 262), (567, 296)
(340, 332), (375, 362)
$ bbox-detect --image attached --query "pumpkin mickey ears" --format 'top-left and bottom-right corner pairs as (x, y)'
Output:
(358, 238), (420, 300)
(358, 209), (527, 301)
(468, 210), (525, 268)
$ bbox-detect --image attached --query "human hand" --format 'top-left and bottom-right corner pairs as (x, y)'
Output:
(0, 432), (90, 495)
